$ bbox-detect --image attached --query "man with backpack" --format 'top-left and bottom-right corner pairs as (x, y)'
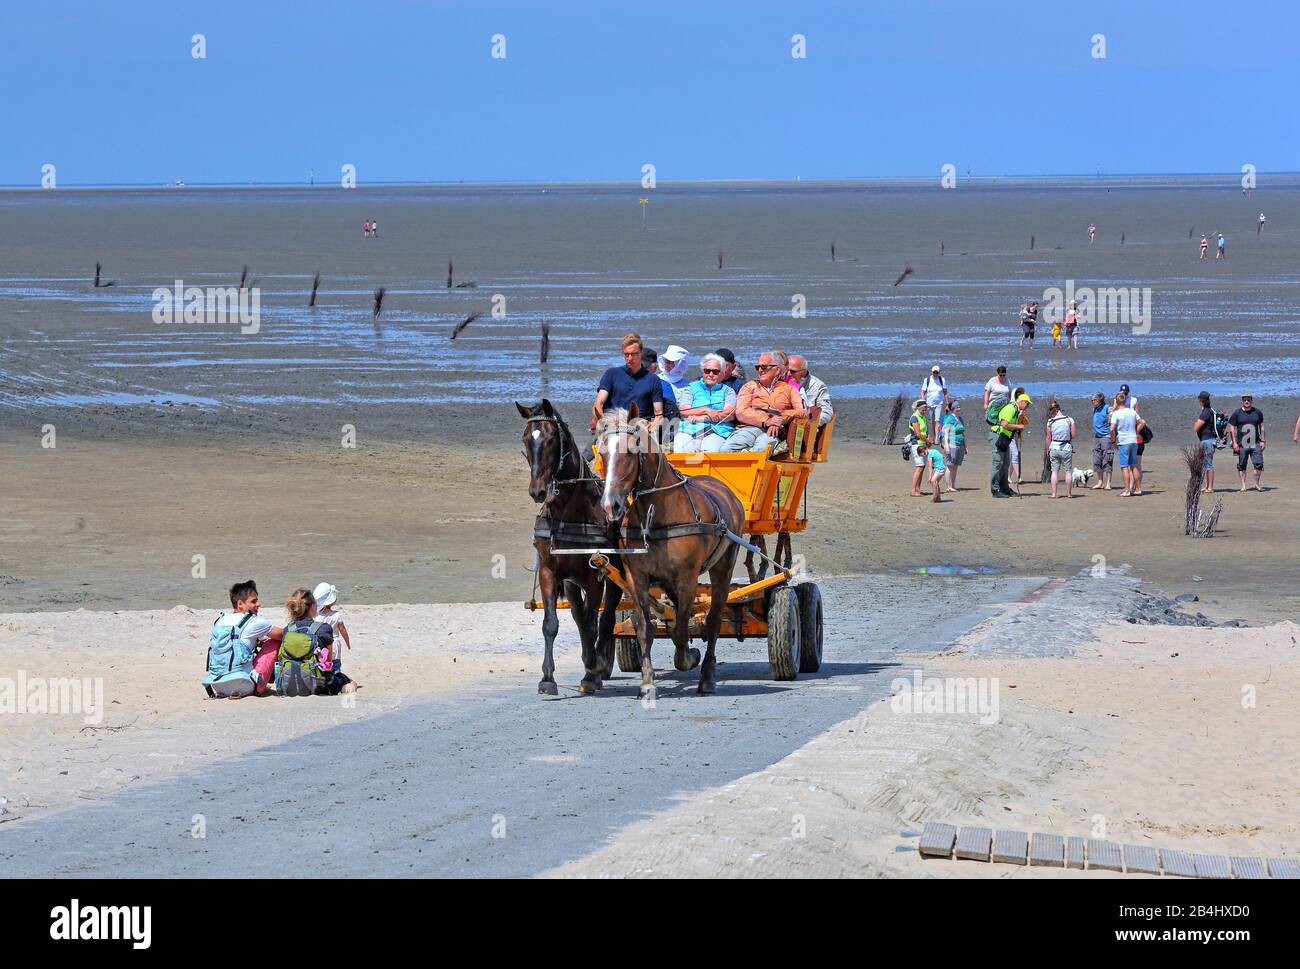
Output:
(991, 394), (1031, 497)
(1193, 391), (1219, 493)
(919, 366), (948, 433)
(204, 580), (283, 698)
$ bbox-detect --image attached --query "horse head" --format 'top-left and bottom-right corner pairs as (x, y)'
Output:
(516, 398), (568, 504)
(595, 403), (658, 523)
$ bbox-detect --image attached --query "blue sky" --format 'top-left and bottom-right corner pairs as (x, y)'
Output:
(4, 0), (1297, 185)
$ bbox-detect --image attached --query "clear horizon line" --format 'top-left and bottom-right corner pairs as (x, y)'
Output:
(1, 170), (1293, 192)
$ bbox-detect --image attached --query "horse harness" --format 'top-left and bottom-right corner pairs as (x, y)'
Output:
(526, 414), (619, 554)
(599, 430), (735, 570)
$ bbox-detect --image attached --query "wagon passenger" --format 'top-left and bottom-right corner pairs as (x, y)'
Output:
(591, 332), (664, 432)
(787, 355), (833, 426)
(674, 353), (737, 452)
(725, 353), (806, 452)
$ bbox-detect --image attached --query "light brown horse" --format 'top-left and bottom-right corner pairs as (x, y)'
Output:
(595, 405), (744, 698)
(518, 400), (620, 695)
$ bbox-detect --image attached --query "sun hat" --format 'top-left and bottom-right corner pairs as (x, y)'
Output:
(1018, 393), (1033, 405)
(931, 365), (941, 372)
(312, 582), (338, 608)
(662, 345), (689, 362)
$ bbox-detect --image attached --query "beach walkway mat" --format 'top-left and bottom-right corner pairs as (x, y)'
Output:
(918, 822), (1299, 877)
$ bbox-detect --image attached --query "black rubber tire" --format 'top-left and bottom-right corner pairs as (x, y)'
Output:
(796, 583), (824, 673)
(615, 610), (642, 672)
(766, 586), (801, 681)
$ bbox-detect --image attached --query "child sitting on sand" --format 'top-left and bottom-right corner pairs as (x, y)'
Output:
(312, 582), (356, 692)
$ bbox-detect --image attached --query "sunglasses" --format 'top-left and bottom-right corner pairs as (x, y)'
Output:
(755, 364), (776, 371)
(702, 368), (721, 374)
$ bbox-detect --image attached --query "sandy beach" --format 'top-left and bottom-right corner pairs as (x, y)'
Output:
(3, 578), (1296, 877)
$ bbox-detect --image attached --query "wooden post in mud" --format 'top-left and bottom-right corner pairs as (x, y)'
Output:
(309, 272), (320, 307)
(540, 322), (550, 364)
(883, 392), (905, 445)
(1182, 444), (1205, 535)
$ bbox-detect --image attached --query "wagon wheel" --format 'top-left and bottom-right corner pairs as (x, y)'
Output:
(745, 534), (769, 584)
(766, 586), (801, 681)
(614, 609), (642, 673)
(795, 582), (823, 673)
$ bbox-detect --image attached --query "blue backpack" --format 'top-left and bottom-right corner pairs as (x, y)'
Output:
(203, 613), (259, 698)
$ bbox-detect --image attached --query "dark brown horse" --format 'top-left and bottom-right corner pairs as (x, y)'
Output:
(518, 399), (621, 695)
(595, 405), (744, 698)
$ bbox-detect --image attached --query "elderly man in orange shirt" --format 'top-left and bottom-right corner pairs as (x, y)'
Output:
(725, 352), (807, 452)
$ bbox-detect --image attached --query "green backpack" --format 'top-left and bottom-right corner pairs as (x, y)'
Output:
(276, 621), (325, 697)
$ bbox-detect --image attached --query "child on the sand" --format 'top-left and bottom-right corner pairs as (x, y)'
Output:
(313, 582), (356, 692)
(1051, 319), (1062, 348)
(925, 443), (947, 503)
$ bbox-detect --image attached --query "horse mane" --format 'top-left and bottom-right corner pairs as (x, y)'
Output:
(539, 402), (594, 480)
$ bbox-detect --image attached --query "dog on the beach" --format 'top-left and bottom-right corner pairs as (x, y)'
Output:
(1071, 468), (1094, 487)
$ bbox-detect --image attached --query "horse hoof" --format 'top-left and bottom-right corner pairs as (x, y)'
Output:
(675, 648), (701, 672)
(697, 678), (716, 696)
(639, 684), (656, 705)
(537, 680), (559, 696)
(578, 677), (601, 695)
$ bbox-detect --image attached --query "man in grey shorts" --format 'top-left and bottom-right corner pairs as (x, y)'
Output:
(1089, 391), (1114, 489)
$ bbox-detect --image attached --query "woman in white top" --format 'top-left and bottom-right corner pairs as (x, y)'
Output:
(983, 365), (1011, 417)
(1110, 393), (1145, 497)
(1045, 399), (1076, 498)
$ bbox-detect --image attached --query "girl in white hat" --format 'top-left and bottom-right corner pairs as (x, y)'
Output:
(312, 582), (353, 679)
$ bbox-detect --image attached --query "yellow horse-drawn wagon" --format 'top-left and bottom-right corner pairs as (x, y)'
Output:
(526, 408), (835, 681)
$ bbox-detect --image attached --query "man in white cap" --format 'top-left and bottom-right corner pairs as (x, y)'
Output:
(920, 366), (948, 443)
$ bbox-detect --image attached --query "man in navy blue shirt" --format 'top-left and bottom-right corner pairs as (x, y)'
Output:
(590, 332), (664, 431)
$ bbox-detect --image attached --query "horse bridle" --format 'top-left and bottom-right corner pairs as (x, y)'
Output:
(524, 414), (596, 506)
(598, 418), (695, 512)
